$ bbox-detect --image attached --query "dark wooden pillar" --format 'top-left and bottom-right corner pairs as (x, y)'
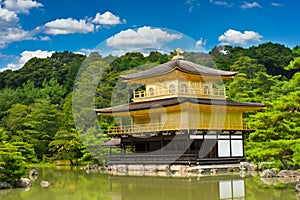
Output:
(161, 136), (164, 155)
(145, 139), (148, 152)
(131, 140), (134, 153)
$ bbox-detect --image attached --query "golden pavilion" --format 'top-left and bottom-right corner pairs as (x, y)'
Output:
(95, 53), (264, 165)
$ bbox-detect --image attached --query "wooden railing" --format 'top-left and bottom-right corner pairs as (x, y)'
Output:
(108, 121), (250, 135)
(133, 87), (226, 102)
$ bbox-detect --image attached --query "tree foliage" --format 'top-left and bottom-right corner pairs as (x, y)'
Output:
(23, 98), (61, 159)
(0, 129), (26, 184)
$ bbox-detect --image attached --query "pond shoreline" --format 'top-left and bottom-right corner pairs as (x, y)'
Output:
(82, 162), (300, 181)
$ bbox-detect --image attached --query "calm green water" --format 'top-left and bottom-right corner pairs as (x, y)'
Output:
(0, 167), (298, 200)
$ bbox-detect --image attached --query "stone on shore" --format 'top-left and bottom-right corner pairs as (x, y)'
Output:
(239, 162), (257, 171)
(0, 182), (10, 189)
(277, 170), (300, 177)
(260, 168), (277, 178)
(295, 178), (300, 192)
(15, 178), (31, 188)
(40, 181), (50, 187)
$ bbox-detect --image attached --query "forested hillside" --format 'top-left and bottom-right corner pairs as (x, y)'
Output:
(0, 42), (299, 179)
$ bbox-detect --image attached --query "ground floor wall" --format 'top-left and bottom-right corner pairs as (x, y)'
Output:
(108, 131), (245, 165)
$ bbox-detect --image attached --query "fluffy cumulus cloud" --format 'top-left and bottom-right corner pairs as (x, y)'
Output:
(0, 0), (42, 48)
(240, 1), (261, 9)
(4, 50), (54, 71)
(0, 28), (33, 48)
(40, 11), (125, 35)
(0, 6), (18, 26)
(106, 26), (182, 51)
(218, 29), (262, 46)
(92, 11), (126, 25)
(43, 18), (94, 35)
(0, 6), (34, 48)
(3, 0), (43, 14)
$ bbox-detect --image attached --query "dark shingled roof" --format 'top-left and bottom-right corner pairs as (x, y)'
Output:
(94, 97), (264, 114)
(121, 58), (238, 80)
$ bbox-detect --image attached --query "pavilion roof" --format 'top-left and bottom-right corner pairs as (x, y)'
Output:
(101, 138), (121, 146)
(121, 58), (237, 81)
(94, 97), (264, 114)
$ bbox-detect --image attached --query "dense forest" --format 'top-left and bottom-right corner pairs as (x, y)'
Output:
(0, 42), (299, 184)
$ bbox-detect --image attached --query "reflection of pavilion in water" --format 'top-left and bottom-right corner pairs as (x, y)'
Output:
(108, 176), (245, 200)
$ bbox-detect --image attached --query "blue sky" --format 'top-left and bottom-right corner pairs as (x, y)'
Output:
(0, 0), (299, 71)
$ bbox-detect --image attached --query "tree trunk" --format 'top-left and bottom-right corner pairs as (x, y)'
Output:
(280, 158), (291, 170)
(69, 159), (74, 166)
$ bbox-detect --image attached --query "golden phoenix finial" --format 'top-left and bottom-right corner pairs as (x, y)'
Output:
(173, 48), (184, 60)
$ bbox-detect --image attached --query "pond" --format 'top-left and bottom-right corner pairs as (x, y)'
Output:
(0, 167), (298, 200)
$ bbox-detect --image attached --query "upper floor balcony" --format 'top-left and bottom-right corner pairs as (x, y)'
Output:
(132, 85), (226, 102)
(107, 121), (249, 135)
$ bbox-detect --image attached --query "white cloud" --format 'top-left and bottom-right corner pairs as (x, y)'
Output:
(196, 38), (207, 48)
(73, 51), (86, 56)
(92, 12), (126, 25)
(0, 26), (33, 48)
(3, 0), (43, 14)
(106, 26), (182, 50)
(0, 6), (35, 48)
(43, 18), (94, 35)
(0, 6), (18, 26)
(210, 0), (233, 7)
(75, 48), (100, 56)
(214, 1), (233, 7)
(240, 1), (261, 9)
(186, 0), (200, 12)
(0, 52), (15, 59)
(40, 36), (51, 41)
(4, 50), (54, 71)
(218, 29), (262, 46)
(271, 2), (284, 7)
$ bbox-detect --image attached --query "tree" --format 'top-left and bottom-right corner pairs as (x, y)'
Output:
(0, 129), (26, 184)
(79, 126), (110, 164)
(227, 57), (269, 102)
(245, 139), (300, 168)
(247, 72), (300, 142)
(230, 56), (266, 80)
(0, 127), (8, 141)
(210, 45), (245, 71)
(246, 42), (294, 77)
(4, 104), (31, 141)
(23, 99), (61, 160)
(16, 80), (42, 105)
(11, 141), (38, 163)
(0, 88), (18, 120)
(49, 129), (83, 165)
(42, 78), (66, 104)
(285, 57), (300, 70)
(245, 73), (300, 168)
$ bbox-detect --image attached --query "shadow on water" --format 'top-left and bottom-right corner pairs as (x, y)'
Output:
(0, 167), (298, 200)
